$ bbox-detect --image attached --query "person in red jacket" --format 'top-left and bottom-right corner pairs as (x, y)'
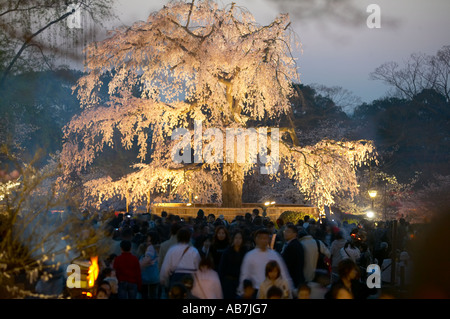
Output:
(113, 240), (142, 299)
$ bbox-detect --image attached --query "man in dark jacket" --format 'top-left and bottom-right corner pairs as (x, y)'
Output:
(281, 224), (305, 290)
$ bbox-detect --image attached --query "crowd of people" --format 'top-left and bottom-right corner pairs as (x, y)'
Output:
(91, 208), (415, 300)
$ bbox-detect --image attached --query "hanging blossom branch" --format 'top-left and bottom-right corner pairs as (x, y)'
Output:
(60, 0), (377, 209)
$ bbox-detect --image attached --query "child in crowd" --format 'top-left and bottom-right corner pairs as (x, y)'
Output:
(101, 268), (119, 298)
(267, 286), (284, 299)
(257, 260), (291, 299)
(297, 283), (311, 299)
(240, 279), (256, 299)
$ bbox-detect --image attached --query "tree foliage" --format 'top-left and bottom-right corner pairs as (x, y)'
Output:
(352, 88), (450, 184)
(370, 45), (450, 101)
(0, 147), (107, 298)
(0, 0), (116, 86)
(60, 0), (376, 210)
(0, 69), (83, 166)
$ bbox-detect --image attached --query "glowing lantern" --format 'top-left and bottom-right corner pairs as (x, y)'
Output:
(368, 189), (377, 198)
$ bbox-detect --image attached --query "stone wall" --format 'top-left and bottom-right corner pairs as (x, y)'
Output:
(150, 203), (319, 222)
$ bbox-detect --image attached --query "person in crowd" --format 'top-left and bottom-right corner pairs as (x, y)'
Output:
(191, 255), (223, 299)
(180, 275), (198, 299)
(131, 223), (145, 249)
(374, 241), (389, 267)
(302, 215), (311, 231)
(104, 254), (117, 270)
(298, 229), (330, 283)
(308, 271), (331, 299)
(206, 214), (216, 233)
(340, 239), (361, 263)
(113, 240), (142, 299)
(95, 287), (110, 299)
(266, 286), (284, 299)
(168, 283), (188, 299)
(323, 220), (339, 247)
(266, 220), (277, 241)
(97, 281), (112, 299)
(306, 218), (318, 236)
(218, 229), (248, 299)
(156, 211), (171, 242)
(108, 212), (123, 232)
(244, 212), (253, 228)
(274, 218), (286, 253)
(239, 279), (256, 299)
(297, 283), (312, 299)
(99, 267), (118, 298)
(330, 230), (347, 283)
(160, 227), (201, 290)
(110, 226), (135, 256)
(238, 228), (293, 297)
(358, 242), (374, 281)
(251, 215), (264, 234)
(198, 234), (213, 259)
(158, 222), (182, 271)
(325, 258), (376, 299)
(218, 214), (229, 228)
(257, 260), (291, 299)
(139, 231), (160, 299)
(210, 225), (230, 270)
(193, 223), (212, 251)
(251, 208), (260, 222)
(281, 224), (305, 289)
(194, 209), (206, 225)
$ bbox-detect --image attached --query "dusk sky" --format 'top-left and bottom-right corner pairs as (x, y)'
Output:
(104, 0), (450, 104)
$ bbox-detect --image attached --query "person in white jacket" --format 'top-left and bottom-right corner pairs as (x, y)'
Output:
(339, 240), (361, 263)
(160, 227), (201, 289)
(237, 228), (293, 297)
(298, 229), (331, 282)
(191, 256), (223, 299)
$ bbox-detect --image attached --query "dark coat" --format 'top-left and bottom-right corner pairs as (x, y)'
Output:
(281, 238), (305, 288)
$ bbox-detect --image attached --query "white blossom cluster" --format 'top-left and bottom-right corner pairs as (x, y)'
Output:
(60, 0), (376, 209)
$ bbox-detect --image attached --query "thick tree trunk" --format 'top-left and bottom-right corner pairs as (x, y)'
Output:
(221, 163), (243, 208)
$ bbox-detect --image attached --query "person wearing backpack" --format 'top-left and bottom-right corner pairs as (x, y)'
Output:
(298, 229), (331, 283)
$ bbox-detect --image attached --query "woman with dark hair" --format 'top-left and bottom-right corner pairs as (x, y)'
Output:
(218, 229), (248, 299)
(210, 225), (230, 270)
(325, 258), (376, 299)
(139, 231), (160, 299)
(330, 230), (347, 283)
(257, 260), (291, 299)
(191, 255), (223, 299)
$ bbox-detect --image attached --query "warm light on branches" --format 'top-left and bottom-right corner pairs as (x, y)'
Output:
(60, 0), (377, 209)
